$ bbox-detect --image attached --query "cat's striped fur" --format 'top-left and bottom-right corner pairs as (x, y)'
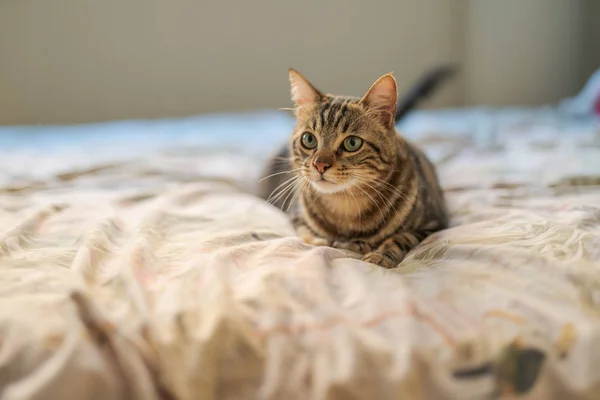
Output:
(259, 70), (448, 268)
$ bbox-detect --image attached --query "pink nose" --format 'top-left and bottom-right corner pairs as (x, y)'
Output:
(313, 160), (331, 174)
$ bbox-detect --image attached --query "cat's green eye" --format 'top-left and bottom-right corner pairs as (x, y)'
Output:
(301, 132), (318, 149)
(343, 136), (362, 152)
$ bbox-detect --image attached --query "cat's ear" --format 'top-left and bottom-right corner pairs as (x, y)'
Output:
(289, 69), (323, 112)
(359, 73), (397, 128)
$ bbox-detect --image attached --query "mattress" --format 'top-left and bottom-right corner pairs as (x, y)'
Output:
(0, 107), (599, 399)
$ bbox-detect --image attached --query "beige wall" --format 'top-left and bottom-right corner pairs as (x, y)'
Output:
(465, 0), (586, 106)
(0, 0), (597, 125)
(582, 0), (600, 81)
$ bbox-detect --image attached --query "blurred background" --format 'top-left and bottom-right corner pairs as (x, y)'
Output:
(1, 0), (599, 125)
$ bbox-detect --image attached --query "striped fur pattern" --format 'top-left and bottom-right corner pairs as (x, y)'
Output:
(258, 70), (448, 268)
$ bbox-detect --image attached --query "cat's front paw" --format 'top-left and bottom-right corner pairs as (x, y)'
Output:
(331, 240), (372, 254)
(361, 251), (399, 269)
(301, 235), (330, 247)
(296, 226), (330, 247)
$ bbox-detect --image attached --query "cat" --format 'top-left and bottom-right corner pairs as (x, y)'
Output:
(258, 69), (450, 268)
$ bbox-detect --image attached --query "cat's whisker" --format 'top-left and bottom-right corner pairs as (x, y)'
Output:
(353, 176), (394, 209)
(267, 176), (302, 205)
(281, 178), (305, 211)
(285, 180), (309, 214)
(355, 177), (399, 217)
(354, 172), (410, 202)
(369, 176), (411, 202)
(266, 175), (301, 201)
(268, 187), (295, 207)
(356, 175), (404, 208)
(353, 182), (386, 223)
(259, 168), (302, 183)
(268, 182), (298, 205)
(354, 176), (410, 231)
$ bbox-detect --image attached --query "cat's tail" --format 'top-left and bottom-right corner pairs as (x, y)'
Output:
(395, 65), (457, 122)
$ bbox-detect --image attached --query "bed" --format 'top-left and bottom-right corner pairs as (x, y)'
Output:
(0, 107), (599, 399)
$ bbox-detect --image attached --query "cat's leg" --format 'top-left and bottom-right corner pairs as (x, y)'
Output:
(361, 230), (433, 268)
(291, 213), (330, 247)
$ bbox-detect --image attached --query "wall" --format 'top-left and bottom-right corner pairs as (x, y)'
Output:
(0, 0), (464, 125)
(581, 0), (600, 83)
(0, 0), (597, 125)
(464, 0), (586, 106)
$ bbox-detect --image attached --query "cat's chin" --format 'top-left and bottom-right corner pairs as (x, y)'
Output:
(311, 179), (350, 194)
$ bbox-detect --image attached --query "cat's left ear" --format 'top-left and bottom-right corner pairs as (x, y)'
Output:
(289, 69), (323, 114)
(359, 73), (397, 128)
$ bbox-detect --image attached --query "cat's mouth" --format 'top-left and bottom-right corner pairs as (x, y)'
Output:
(311, 176), (348, 194)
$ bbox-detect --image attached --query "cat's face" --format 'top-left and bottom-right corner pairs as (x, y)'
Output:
(288, 70), (399, 195)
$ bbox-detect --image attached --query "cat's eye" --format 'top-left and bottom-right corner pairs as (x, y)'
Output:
(342, 136), (362, 152)
(301, 132), (318, 149)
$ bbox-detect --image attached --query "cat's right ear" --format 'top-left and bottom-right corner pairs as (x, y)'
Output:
(289, 69), (322, 114)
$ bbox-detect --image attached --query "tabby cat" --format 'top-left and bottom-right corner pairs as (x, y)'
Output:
(259, 70), (448, 268)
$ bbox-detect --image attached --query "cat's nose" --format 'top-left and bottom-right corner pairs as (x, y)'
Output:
(313, 157), (332, 174)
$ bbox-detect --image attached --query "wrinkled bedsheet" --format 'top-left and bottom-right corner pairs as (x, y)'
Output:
(0, 108), (600, 399)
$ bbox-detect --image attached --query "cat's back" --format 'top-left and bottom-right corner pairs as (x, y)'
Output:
(398, 135), (447, 226)
(397, 135), (442, 191)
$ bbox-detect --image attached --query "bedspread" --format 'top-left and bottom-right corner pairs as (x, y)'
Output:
(0, 108), (600, 399)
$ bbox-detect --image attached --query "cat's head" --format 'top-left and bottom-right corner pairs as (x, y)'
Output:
(288, 69), (399, 195)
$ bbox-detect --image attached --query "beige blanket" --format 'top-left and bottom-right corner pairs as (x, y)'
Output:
(1, 112), (600, 399)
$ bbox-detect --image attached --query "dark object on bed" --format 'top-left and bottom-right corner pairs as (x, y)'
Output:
(395, 64), (457, 122)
